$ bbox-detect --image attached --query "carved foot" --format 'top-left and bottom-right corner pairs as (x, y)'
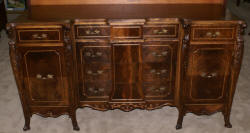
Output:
(176, 124), (182, 130)
(70, 109), (80, 131)
(225, 122), (232, 128)
(23, 125), (30, 131)
(23, 116), (31, 131)
(73, 125), (80, 131)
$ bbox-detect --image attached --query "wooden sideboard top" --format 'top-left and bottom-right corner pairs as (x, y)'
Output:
(29, 0), (225, 5)
(27, 4), (227, 21)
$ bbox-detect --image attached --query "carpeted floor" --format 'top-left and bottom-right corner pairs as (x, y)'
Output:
(0, 0), (250, 133)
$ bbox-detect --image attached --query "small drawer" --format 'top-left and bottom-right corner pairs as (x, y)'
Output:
(85, 82), (111, 97)
(142, 64), (171, 82)
(111, 26), (142, 39)
(143, 82), (173, 98)
(84, 64), (111, 82)
(144, 25), (178, 38)
(142, 45), (173, 63)
(81, 46), (111, 63)
(17, 29), (61, 42)
(76, 26), (110, 38)
(192, 27), (235, 41)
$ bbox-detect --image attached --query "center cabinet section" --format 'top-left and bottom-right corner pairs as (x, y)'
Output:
(112, 44), (143, 101)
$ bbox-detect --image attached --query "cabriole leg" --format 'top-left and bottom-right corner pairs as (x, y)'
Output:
(23, 116), (31, 131)
(70, 109), (80, 131)
(176, 108), (185, 130)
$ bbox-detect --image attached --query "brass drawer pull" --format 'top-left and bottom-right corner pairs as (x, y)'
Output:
(85, 52), (103, 57)
(88, 87), (105, 94)
(150, 86), (166, 92)
(36, 74), (54, 80)
(152, 51), (168, 57)
(150, 69), (168, 75)
(200, 72), (217, 78)
(87, 70), (104, 75)
(206, 31), (221, 38)
(153, 29), (168, 34)
(32, 33), (48, 39)
(85, 29), (101, 35)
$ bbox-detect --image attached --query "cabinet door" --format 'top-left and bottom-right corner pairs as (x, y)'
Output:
(185, 44), (233, 103)
(20, 46), (70, 106)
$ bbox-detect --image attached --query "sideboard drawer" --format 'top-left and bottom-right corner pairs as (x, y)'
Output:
(192, 27), (235, 41)
(143, 82), (173, 98)
(142, 45), (173, 63)
(17, 29), (61, 42)
(84, 64), (111, 82)
(143, 64), (171, 82)
(76, 26), (110, 38)
(144, 25), (178, 38)
(81, 46), (111, 63)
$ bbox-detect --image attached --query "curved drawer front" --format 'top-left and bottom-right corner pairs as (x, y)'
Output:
(81, 46), (111, 63)
(144, 25), (178, 38)
(76, 26), (110, 38)
(143, 82), (173, 100)
(17, 29), (62, 43)
(142, 63), (171, 82)
(192, 27), (235, 41)
(142, 45), (173, 63)
(84, 64), (111, 82)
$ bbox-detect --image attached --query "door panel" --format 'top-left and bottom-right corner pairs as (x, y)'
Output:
(20, 46), (69, 106)
(186, 44), (233, 103)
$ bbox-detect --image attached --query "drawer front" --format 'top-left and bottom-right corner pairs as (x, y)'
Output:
(111, 26), (142, 39)
(142, 63), (171, 82)
(76, 26), (110, 38)
(84, 64), (111, 82)
(143, 82), (173, 99)
(80, 46), (111, 63)
(144, 25), (178, 38)
(192, 27), (235, 41)
(84, 82), (111, 98)
(17, 29), (61, 42)
(142, 45), (173, 63)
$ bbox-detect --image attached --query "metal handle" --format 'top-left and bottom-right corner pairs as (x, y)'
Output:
(200, 72), (217, 78)
(36, 74), (54, 80)
(85, 29), (101, 35)
(32, 33), (48, 39)
(152, 51), (168, 57)
(150, 86), (166, 92)
(153, 28), (168, 34)
(87, 70), (104, 75)
(150, 69), (168, 75)
(85, 52), (103, 57)
(206, 31), (221, 38)
(88, 87), (105, 94)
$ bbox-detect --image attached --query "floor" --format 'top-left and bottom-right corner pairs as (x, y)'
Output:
(0, 0), (250, 133)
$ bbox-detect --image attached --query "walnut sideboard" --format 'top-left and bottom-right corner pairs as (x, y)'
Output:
(7, 3), (247, 131)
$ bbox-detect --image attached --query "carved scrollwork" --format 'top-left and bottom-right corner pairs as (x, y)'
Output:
(110, 103), (146, 112)
(182, 21), (191, 72)
(34, 111), (69, 118)
(234, 22), (247, 66)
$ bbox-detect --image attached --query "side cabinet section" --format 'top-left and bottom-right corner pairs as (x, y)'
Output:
(8, 23), (80, 131)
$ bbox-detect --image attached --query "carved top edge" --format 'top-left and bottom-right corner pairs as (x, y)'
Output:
(190, 20), (245, 26)
(74, 18), (180, 25)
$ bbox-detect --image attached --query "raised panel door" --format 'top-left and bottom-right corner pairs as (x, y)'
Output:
(20, 46), (69, 106)
(185, 44), (233, 103)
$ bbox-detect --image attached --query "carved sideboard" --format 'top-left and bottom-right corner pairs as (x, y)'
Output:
(7, 0), (247, 131)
